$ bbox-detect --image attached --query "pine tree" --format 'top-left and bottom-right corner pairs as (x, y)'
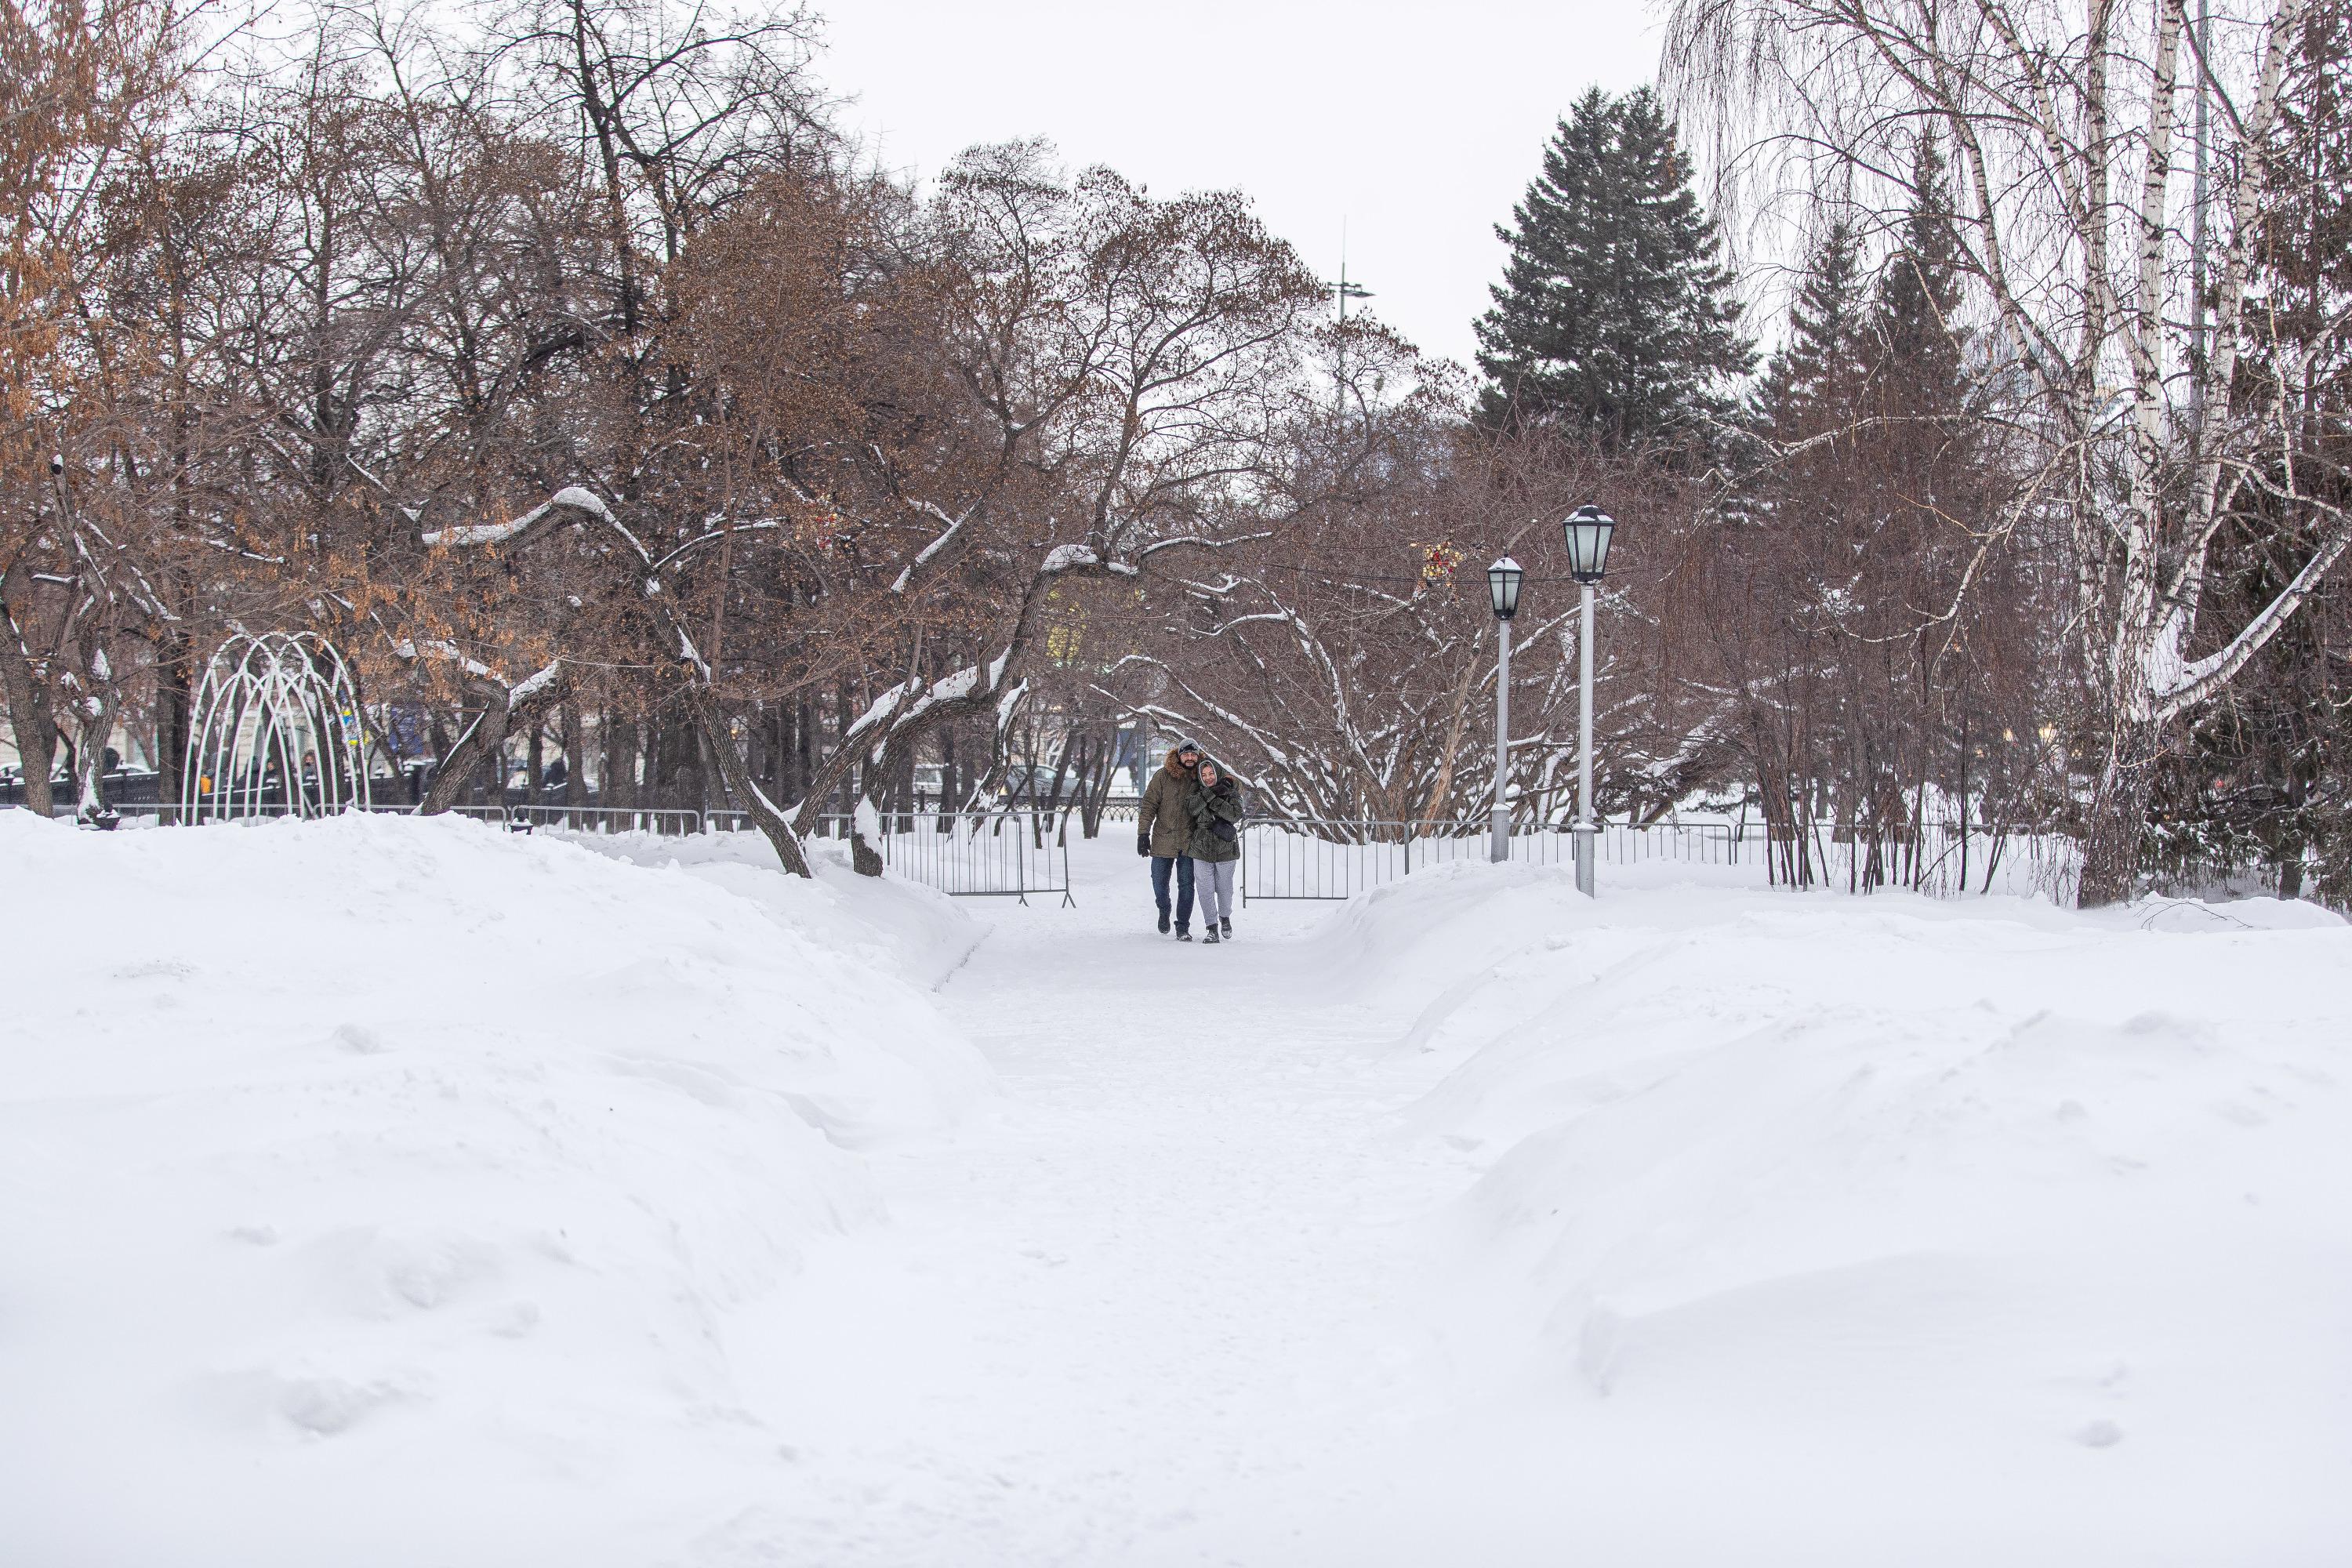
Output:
(1755, 220), (1871, 439)
(1475, 86), (1755, 450)
(1871, 132), (1966, 395)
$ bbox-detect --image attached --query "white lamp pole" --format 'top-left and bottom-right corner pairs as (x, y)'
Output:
(1487, 557), (1523, 864)
(1575, 580), (1595, 895)
(1562, 506), (1616, 897)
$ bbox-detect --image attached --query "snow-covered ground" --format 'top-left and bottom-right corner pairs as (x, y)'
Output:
(0, 813), (985, 1565)
(4, 817), (2347, 1564)
(1266, 860), (2352, 1564)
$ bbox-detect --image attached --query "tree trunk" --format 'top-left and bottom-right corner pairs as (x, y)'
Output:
(768, 702), (791, 800)
(833, 678), (855, 817)
(942, 722), (960, 822)
(795, 697), (814, 804)
(0, 584), (60, 818)
(66, 667), (121, 828)
(2078, 717), (2161, 906)
(561, 702), (588, 822)
(675, 679), (812, 877)
(1, 675), (58, 818)
(158, 626), (191, 822)
(420, 673), (568, 817)
(604, 711), (635, 811)
(641, 718), (666, 811)
(848, 807), (884, 877)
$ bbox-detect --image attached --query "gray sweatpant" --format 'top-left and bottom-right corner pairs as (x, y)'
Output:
(1196, 858), (1237, 927)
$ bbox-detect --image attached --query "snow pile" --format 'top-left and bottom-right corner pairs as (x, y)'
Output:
(558, 826), (982, 987)
(1306, 863), (2352, 1562)
(0, 811), (986, 1566)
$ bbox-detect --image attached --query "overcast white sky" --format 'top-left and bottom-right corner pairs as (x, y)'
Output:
(819, 2), (1666, 370)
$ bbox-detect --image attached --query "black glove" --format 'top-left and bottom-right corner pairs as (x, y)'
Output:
(1136, 833), (1151, 857)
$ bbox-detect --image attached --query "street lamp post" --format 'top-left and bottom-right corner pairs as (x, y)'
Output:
(1563, 505), (1616, 895)
(1486, 557), (1523, 864)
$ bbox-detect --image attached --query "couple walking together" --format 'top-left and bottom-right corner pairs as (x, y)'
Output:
(1135, 739), (1243, 944)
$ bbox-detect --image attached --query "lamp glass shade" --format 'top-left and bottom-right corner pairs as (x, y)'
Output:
(1487, 557), (1524, 620)
(1564, 505), (1616, 583)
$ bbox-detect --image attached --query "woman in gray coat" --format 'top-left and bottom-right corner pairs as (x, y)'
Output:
(1185, 759), (1243, 943)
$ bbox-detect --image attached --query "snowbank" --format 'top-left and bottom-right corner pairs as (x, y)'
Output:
(551, 826), (983, 988)
(0, 811), (987, 1566)
(1307, 862), (2352, 1563)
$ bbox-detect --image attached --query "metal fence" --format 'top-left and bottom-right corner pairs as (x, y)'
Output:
(510, 803), (706, 836)
(0, 793), (509, 829)
(775, 810), (1072, 904)
(5, 791), (1072, 901)
(524, 801), (1072, 902)
(1239, 819), (1746, 902)
(1238, 818), (2091, 902)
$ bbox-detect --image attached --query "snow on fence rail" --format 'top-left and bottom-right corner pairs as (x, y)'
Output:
(1239, 818), (2089, 902)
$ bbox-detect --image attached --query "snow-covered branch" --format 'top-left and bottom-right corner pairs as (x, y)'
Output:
(421, 486), (612, 548)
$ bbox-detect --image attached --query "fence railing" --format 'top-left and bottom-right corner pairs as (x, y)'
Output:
(13, 791), (2293, 909)
(1238, 818), (2094, 902)
(1239, 818), (1751, 902)
(808, 809), (1075, 904)
(5, 793), (1070, 901)
(510, 803), (706, 836)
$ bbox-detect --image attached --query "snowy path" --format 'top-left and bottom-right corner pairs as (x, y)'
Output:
(11, 821), (2347, 1566)
(720, 861), (1479, 1564)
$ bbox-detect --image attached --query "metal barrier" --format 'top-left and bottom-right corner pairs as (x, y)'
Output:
(1, 797), (511, 829)
(1238, 818), (2077, 902)
(510, 804), (705, 836)
(803, 809), (1075, 905)
(0, 790), (2300, 907)
(1240, 819), (1740, 901)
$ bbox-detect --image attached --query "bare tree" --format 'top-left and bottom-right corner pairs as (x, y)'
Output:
(1666, 0), (2352, 901)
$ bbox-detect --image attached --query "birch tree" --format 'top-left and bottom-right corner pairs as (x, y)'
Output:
(1666, 0), (2352, 901)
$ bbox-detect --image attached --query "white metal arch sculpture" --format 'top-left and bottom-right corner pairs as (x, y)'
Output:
(183, 632), (372, 822)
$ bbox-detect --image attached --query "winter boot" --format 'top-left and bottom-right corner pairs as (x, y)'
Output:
(1219, 917), (1232, 939)
(1203, 927), (1221, 945)
(1158, 909), (1171, 934)
(1176, 927), (1192, 942)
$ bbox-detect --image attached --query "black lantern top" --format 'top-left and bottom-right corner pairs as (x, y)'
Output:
(1487, 556), (1524, 620)
(1564, 504), (1616, 584)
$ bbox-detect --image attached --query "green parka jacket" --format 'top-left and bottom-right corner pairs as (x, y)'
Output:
(1184, 774), (1244, 863)
(1136, 752), (1198, 858)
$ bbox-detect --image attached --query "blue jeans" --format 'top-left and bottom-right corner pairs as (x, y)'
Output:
(1152, 855), (1196, 929)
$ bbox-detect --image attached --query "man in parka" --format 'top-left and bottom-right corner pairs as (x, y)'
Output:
(1136, 739), (1201, 938)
